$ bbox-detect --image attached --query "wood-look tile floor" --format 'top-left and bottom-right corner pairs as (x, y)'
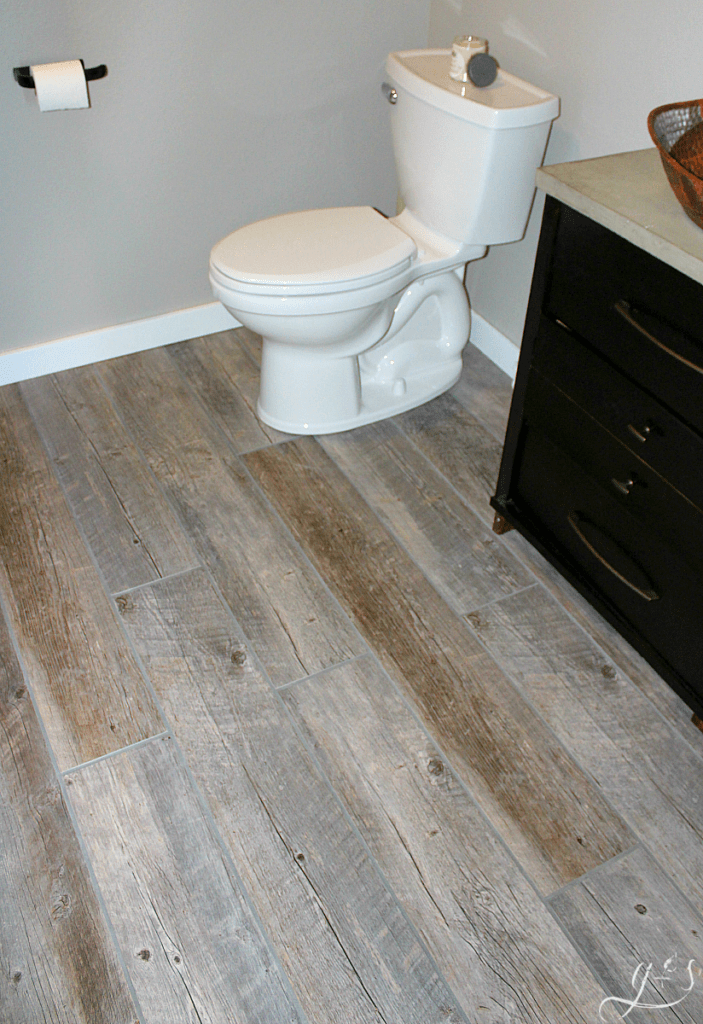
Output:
(2, 328), (703, 1023)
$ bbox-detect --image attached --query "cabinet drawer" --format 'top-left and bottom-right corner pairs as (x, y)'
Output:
(523, 368), (703, 574)
(545, 206), (703, 434)
(532, 316), (703, 511)
(514, 425), (703, 695)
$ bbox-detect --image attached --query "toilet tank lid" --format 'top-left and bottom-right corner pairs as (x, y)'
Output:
(386, 49), (559, 130)
(210, 207), (416, 287)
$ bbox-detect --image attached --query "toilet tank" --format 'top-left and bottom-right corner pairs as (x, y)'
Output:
(385, 49), (559, 246)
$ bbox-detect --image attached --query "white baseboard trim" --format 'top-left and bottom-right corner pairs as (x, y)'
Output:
(0, 300), (515, 388)
(0, 302), (240, 386)
(469, 310), (519, 381)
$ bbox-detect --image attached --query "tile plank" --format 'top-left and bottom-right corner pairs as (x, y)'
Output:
(21, 368), (199, 594)
(449, 343), (513, 443)
(465, 586), (703, 914)
(67, 735), (305, 1024)
(244, 438), (635, 893)
(99, 348), (362, 685)
(284, 656), (609, 1023)
(117, 568), (466, 1024)
(0, 385), (163, 770)
(505, 530), (703, 757)
(550, 847), (703, 1024)
(0, 602), (139, 1024)
(168, 331), (294, 451)
(319, 419), (531, 614)
(396, 391), (503, 526)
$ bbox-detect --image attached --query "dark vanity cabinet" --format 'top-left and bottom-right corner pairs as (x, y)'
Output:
(491, 192), (703, 716)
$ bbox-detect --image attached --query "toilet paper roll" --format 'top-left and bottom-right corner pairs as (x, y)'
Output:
(450, 36), (488, 81)
(30, 60), (89, 111)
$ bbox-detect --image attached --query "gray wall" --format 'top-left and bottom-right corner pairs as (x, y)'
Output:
(1, 0), (429, 353)
(429, 0), (703, 348)
(8, 1), (703, 361)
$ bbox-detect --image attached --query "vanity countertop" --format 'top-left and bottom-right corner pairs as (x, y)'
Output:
(537, 148), (703, 286)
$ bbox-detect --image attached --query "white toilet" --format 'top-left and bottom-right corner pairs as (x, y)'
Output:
(209, 48), (559, 435)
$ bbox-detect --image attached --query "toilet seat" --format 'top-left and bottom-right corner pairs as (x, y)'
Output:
(210, 206), (417, 296)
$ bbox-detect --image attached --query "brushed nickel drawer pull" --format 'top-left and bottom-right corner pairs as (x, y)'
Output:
(626, 423), (652, 443)
(567, 511), (660, 601)
(615, 300), (703, 375)
(611, 476), (637, 496)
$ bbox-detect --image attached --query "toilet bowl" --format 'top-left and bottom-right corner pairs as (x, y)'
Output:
(209, 48), (559, 435)
(210, 205), (485, 432)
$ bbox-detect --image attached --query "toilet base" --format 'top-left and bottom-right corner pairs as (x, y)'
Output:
(255, 270), (471, 435)
(257, 355), (462, 435)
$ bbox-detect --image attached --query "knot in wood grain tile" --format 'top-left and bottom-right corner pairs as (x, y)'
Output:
(230, 647), (247, 666)
(51, 892), (72, 920)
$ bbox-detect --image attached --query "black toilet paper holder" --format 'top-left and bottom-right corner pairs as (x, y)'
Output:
(13, 60), (107, 89)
